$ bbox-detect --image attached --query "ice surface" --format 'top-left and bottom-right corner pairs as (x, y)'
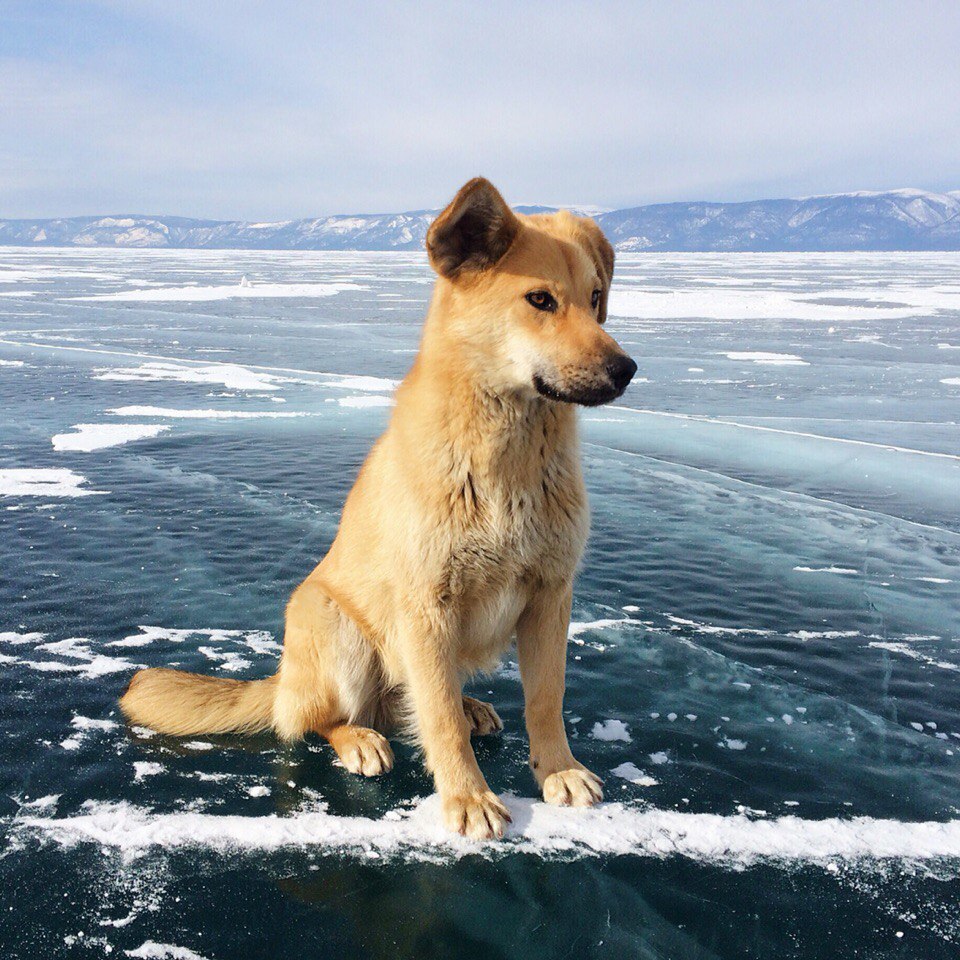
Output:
(1, 249), (959, 957)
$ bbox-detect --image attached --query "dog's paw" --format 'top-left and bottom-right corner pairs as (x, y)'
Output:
(442, 790), (512, 840)
(462, 696), (503, 736)
(542, 768), (603, 807)
(336, 728), (394, 777)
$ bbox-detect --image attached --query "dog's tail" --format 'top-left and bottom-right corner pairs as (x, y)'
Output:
(120, 668), (277, 736)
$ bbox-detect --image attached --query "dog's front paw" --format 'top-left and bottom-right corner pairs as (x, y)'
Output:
(442, 790), (512, 840)
(542, 768), (603, 807)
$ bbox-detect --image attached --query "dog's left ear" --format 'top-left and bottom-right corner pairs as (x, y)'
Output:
(426, 178), (520, 278)
(578, 219), (615, 323)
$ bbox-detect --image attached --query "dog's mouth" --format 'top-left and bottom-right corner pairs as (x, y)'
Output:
(532, 373), (624, 408)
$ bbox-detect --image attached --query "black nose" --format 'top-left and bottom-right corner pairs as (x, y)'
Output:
(607, 354), (638, 392)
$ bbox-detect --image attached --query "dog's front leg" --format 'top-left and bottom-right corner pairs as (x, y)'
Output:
(400, 615), (512, 839)
(517, 585), (603, 807)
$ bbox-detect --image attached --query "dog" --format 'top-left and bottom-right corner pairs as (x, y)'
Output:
(120, 177), (637, 840)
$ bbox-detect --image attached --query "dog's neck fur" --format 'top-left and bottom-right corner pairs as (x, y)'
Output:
(396, 296), (580, 497)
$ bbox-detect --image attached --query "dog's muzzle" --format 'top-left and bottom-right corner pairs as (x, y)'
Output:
(533, 354), (638, 407)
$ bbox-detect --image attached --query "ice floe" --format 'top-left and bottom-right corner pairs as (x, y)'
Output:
(52, 423), (169, 452)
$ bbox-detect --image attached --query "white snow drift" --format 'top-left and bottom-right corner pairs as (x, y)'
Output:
(20, 796), (960, 870)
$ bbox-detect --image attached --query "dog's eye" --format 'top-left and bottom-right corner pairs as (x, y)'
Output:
(591, 289), (601, 310)
(525, 290), (557, 312)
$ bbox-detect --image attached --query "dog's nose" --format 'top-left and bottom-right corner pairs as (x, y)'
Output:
(607, 354), (638, 392)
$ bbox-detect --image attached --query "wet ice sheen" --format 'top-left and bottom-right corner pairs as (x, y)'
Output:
(1, 249), (959, 959)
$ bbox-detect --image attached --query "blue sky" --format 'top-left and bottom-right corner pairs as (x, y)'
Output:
(2, 1), (959, 219)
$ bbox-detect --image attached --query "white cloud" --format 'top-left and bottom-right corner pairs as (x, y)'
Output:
(2, 2), (958, 218)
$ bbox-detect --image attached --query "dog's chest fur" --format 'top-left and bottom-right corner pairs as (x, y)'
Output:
(437, 402), (588, 659)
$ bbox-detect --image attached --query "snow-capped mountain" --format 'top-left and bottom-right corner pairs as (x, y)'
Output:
(599, 189), (960, 252)
(1, 190), (958, 251)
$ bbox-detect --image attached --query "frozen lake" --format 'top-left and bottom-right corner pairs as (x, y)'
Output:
(1, 248), (959, 959)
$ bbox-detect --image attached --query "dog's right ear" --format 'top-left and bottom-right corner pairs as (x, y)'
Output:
(426, 178), (520, 278)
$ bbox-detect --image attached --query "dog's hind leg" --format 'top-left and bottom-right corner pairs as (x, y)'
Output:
(275, 577), (397, 780)
(323, 724), (394, 776)
(462, 696), (502, 736)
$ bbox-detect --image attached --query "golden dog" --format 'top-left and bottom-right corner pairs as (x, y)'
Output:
(121, 178), (637, 839)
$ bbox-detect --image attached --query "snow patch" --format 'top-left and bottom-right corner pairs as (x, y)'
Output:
(60, 715), (119, 751)
(331, 395), (395, 409)
(108, 406), (316, 420)
(52, 423), (169, 452)
(22, 797), (960, 870)
(0, 468), (105, 497)
(611, 762), (658, 786)
(590, 719), (632, 742)
(133, 762), (165, 781)
(95, 361), (295, 392)
(725, 352), (809, 366)
(125, 942), (212, 960)
(868, 641), (958, 672)
(74, 280), (363, 302)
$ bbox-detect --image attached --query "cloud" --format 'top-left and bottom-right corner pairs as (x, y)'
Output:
(2, 1), (959, 218)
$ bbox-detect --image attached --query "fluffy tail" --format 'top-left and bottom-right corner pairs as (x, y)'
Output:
(120, 668), (277, 736)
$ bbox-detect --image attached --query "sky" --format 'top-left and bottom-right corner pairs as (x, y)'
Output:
(2, 0), (959, 220)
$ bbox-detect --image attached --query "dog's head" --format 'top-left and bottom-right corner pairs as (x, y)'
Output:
(425, 177), (636, 406)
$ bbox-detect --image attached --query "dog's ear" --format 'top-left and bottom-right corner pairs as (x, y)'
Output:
(426, 178), (520, 278)
(578, 219), (615, 323)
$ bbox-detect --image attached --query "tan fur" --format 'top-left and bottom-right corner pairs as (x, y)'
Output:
(120, 178), (635, 839)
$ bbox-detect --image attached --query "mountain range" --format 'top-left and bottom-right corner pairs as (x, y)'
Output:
(2, 189), (958, 252)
